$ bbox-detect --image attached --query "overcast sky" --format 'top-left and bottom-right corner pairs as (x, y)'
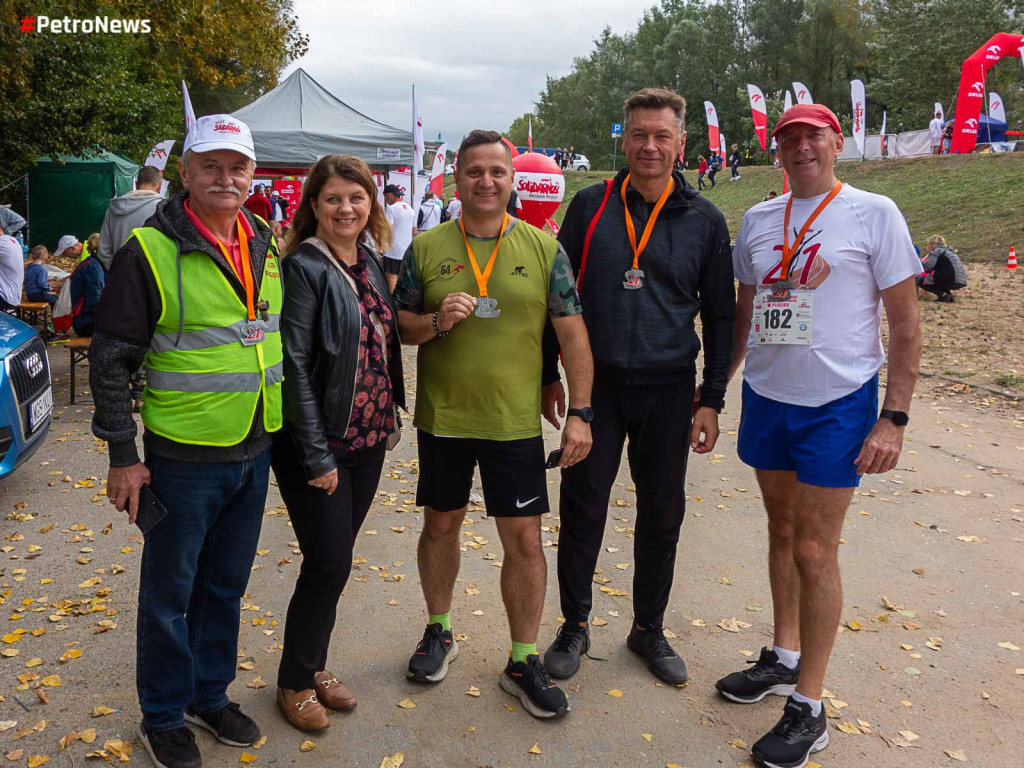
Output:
(289, 0), (654, 146)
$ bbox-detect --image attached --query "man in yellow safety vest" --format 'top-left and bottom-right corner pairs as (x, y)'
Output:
(90, 114), (282, 768)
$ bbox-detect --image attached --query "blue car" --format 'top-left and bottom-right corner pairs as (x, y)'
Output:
(1, 314), (53, 478)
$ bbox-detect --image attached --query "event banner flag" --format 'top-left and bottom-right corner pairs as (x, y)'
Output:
(935, 102), (945, 122)
(429, 143), (447, 197)
(412, 84), (424, 175)
(951, 33), (1024, 154)
(720, 133), (726, 157)
(747, 84), (768, 150)
(851, 79), (866, 157)
(703, 101), (720, 153)
(793, 82), (813, 105)
(881, 109), (888, 155)
(989, 92), (1006, 123)
(784, 90), (793, 111)
(181, 81), (196, 138)
(145, 140), (175, 171)
(528, 116), (533, 152)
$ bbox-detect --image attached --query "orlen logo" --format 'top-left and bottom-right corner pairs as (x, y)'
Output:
(751, 94), (762, 103)
(963, 118), (979, 135)
(214, 121), (241, 133)
(991, 100), (1002, 111)
(986, 44), (1002, 60)
(853, 103), (864, 132)
(798, 90), (808, 100)
(515, 172), (565, 202)
(706, 106), (715, 116)
(967, 81), (984, 98)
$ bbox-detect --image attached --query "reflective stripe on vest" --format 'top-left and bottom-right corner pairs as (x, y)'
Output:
(133, 225), (283, 447)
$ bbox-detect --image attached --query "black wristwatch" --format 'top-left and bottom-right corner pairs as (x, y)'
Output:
(567, 407), (594, 423)
(879, 409), (909, 427)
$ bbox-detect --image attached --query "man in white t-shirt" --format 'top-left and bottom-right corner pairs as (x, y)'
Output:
(384, 184), (416, 291)
(417, 189), (442, 232)
(445, 194), (462, 220)
(716, 103), (921, 768)
(929, 111), (943, 155)
(0, 235), (25, 311)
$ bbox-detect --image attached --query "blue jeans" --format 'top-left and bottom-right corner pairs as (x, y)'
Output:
(137, 450), (271, 731)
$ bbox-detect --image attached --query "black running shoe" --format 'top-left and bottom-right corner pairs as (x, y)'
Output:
(626, 625), (688, 684)
(500, 654), (570, 719)
(139, 723), (202, 768)
(407, 622), (459, 683)
(184, 701), (260, 747)
(543, 623), (590, 679)
(751, 696), (829, 768)
(716, 646), (799, 704)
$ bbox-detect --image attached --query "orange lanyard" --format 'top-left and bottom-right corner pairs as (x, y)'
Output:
(620, 174), (674, 270)
(215, 220), (256, 321)
(779, 181), (842, 285)
(459, 214), (509, 298)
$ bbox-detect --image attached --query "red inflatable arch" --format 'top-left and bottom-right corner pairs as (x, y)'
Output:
(950, 32), (1024, 154)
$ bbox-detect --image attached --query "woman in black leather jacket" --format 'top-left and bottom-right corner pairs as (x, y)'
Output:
(271, 155), (405, 731)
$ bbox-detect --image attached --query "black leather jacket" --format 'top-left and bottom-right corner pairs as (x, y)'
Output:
(280, 239), (405, 479)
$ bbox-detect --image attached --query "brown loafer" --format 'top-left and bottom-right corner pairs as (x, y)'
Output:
(277, 687), (329, 731)
(314, 670), (356, 710)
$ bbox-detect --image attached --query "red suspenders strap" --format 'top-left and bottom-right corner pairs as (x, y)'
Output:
(576, 177), (614, 291)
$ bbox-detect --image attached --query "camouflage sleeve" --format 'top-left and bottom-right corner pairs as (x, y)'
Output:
(547, 244), (582, 318)
(392, 242), (423, 312)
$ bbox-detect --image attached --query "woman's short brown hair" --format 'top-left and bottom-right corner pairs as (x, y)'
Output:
(286, 155), (392, 255)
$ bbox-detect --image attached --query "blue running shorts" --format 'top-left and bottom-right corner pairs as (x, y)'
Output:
(737, 375), (879, 488)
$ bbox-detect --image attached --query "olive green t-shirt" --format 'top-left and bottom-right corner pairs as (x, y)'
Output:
(393, 218), (581, 440)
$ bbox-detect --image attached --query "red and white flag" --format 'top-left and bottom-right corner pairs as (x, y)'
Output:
(850, 79), (866, 157)
(146, 140), (175, 171)
(412, 85), (424, 175)
(703, 101), (720, 153)
(747, 84), (768, 150)
(793, 82), (813, 105)
(528, 116), (533, 152)
(429, 143), (447, 197)
(720, 134), (726, 157)
(988, 92), (1006, 123)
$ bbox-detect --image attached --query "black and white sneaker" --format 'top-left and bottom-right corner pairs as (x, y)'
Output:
(751, 696), (829, 768)
(139, 723), (202, 768)
(184, 701), (260, 747)
(407, 622), (459, 683)
(500, 654), (570, 719)
(716, 646), (799, 704)
(626, 625), (688, 684)
(543, 623), (590, 679)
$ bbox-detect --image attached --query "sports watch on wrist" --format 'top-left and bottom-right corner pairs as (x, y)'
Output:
(567, 407), (594, 423)
(879, 409), (909, 427)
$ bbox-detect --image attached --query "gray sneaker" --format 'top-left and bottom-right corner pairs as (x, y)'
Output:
(543, 623), (590, 679)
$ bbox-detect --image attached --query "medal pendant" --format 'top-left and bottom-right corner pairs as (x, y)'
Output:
(240, 320), (267, 346)
(623, 268), (645, 290)
(475, 297), (500, 318)
(769, 280), (793, 301)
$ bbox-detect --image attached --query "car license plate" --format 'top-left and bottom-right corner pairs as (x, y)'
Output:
(30, 386), (53, 432)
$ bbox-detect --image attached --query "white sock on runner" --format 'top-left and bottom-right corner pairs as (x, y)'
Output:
(791, 691), (822, 716)
(772, 645), (801, 670)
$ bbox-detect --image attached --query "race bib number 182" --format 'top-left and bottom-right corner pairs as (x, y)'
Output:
(753, 291), (813, 345)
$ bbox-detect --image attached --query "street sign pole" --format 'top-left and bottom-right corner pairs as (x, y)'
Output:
(611, 122), (623, 170)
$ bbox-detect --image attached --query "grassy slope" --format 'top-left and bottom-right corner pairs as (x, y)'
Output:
(541, 153), (1024, 262)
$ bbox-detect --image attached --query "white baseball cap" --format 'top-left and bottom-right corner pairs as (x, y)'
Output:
(54, 235), (80, 258)
(183, 115), (256, 162)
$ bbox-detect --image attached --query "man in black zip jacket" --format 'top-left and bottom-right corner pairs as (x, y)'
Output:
(541, 88), (735, 685)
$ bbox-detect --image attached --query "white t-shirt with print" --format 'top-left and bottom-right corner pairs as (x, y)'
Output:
(929, 118), (943, 141)
(732, 183), (920, 407)
(385, 201), (416, 262)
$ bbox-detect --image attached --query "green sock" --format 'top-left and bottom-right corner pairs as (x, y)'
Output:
(511, 641), (538, 664)
(428, 612), (451, 632)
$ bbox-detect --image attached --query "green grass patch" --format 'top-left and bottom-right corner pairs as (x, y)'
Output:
(943, 370), (977, 379)
(993, 373), (1023, 388)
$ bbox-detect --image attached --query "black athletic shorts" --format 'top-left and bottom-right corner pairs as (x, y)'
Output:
(385, 256), (402, 275)
(415, 429), (550, 517)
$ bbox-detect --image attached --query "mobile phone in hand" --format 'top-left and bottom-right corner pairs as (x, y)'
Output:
(136, 484), (168, 535)
(545, 448), (564, 469)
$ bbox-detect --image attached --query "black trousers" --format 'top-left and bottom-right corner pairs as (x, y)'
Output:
(557, 372), (695, 628)
(272, 434), (387, 690)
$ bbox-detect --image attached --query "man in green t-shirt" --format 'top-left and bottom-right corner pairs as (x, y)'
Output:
(394, 130), (593, 719)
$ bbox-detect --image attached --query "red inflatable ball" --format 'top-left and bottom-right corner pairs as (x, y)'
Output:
(512, 152), (564, 230)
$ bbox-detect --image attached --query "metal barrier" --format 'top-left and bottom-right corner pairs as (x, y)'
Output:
(836, 129), (1019, 161)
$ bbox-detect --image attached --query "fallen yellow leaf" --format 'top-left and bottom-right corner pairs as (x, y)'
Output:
(945, 749), (967, 762)
(59, 649), (82, 663)
(606, 689), (623, 698)
(641, 733), (653, 742)
(299, 740), (316, 752)
(25, 658), (43, 668)
(528, 744), (542, 755)
(239, 753), (258, 764)
(997, 641), (1020, 651)
(727, 737), (748, 749)
(91, 706), (114, 717)
(379, 753), (405, 768)
(27, 756), (49, 768)
(79, 728), (96, 744)
(397, 697), (416, 709)
(39, 675), (61, 687)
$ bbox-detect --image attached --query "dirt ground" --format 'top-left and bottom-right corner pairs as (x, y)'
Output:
(1, 298), (1022, 767)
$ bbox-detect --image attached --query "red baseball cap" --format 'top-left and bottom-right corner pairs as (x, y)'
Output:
(772, 104), (842, 139)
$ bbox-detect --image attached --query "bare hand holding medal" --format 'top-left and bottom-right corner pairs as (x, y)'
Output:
(460, 213), (508, 317)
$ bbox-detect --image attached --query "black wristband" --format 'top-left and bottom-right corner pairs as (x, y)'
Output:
(432, 311), (449, 338)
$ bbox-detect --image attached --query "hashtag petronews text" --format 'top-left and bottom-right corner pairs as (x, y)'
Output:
(27, 15), (152, 34)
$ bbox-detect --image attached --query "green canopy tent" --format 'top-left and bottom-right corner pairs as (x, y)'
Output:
(27, 152), (141, 250)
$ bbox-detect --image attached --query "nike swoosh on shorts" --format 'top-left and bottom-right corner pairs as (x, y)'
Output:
(515, 496), (540, 509)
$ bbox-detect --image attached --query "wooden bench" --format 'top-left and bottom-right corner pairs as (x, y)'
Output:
(68, 336), (92, 405)
(16, 301), (50, 329)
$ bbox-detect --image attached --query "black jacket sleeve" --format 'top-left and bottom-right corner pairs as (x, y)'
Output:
(90, 238), (161, 466)
(279, 258), (335, 480)
(542, 192), (588, 384)
(696, 212), (736, 410)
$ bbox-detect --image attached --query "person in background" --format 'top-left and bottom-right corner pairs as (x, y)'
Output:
(554, 147), (564, 169)
(99, 165), (164, 271)
(929, 111), (943, 156)
(729, 143), (742, 181)
(70, 235), (106, 336)
(24, 245), (58, 307)
(245, 183), (274, 222)
(707, 150), (721, 188)
(84, 233), (101, 262)
(770, 136), (779, 167)
(272, 189), (289, 223)
(941, 122), (953, 154)
(0, 234), (24, 312)
(697, 155), (708, 190)
(383, 183), (416, 292)
(417, 189), (442, 232)
(762, 190), (778, 202)
(446, 192), (462, 221)
(54, 234), (84, 262)
(917, 235), (967, 302)
(268, 189), (284, 238)
(0, 205), (27, 238)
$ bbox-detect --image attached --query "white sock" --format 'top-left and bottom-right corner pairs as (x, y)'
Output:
(772, 645), (801, 670)
(791, 691), (822, 716)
